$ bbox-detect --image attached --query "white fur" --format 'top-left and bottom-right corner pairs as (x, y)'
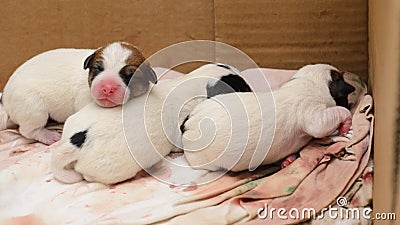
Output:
(102, 42), (132, 70)
(0, 42), (138, 145)
(50, 64), (243, 184)
(183, 64), (352, 172)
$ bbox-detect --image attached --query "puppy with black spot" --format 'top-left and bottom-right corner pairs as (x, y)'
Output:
(0, 42), (156, 145)
(182, 64), (355, 172)
(50, 63), (252, 184)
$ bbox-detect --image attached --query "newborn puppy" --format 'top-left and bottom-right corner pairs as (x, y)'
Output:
(50, 63), (252, 184)
(0, 42), (156, 145)
(182, 64), (355, 172)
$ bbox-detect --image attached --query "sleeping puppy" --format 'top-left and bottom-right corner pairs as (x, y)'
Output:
(0, 42), (156, 145)
(50, 63), (252, 184)
(182, 64), (355, 172)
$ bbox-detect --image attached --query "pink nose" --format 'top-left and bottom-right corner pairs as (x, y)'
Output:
(101, 84), (116, 96)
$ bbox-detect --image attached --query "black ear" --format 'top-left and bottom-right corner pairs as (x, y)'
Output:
(83, 53), (95, 70)
(330, 70), (355, 95)
(329, 70), (356, 108)
(129, 76), (151, 98)
(341, 81), (356, 95)
(136, 62), (158, 84)
(126, 63), (157, 98)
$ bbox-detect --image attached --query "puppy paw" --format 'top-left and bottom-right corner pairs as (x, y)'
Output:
(38, 130), (61, 145)
(339, 116), (352, 135)
(343, 130), (354, 140)
(280, 154), (298, 169)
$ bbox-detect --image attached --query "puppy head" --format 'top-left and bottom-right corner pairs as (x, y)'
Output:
(342, 71), (367, 110)
(84, 42), (157, 107)
(293, 64), (338, 84)
(329, 70), (356, 108)
(293, 64), (355, 108)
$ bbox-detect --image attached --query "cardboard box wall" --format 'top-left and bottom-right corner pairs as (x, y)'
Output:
(369, 0), (400, 222)
(0, 0), (398, 223)
(0, 0), (368, 87)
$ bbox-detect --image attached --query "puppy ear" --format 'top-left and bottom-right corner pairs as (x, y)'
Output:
(126, 63), (156, 98)
(129, 76), (151, 97)
(342, 81), (356, 95)
(330, 69), (345, 81)
(329, 69), (356, 108)
(83, 53), (95, 70)
(137, 62), (158, 84)
(330, 70), (355, 95)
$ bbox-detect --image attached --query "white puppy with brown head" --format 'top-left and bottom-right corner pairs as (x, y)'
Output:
(182, 64), (355, 172)
(0, 42), (156, 145)
(50, 63), (252, 184)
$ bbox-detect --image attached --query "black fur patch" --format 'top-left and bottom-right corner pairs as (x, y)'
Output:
(216, 63), (231, 70)
(180, 115), (190, 133)
(46, 116), (60, 126)
(70, 130), (88, 148)
(207, 74), (252, 98)
(329, 70), (356, 108)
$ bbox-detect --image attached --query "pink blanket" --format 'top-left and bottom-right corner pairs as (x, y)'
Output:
(0, 68), (373, 225)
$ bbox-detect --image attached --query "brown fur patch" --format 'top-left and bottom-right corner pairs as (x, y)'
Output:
(86, 42), (148, 87)
(120, 42), (157, 95)
(120, 42), (146, 67)
(86, 46), (105, 86)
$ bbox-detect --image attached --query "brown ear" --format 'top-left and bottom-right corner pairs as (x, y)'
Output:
(83, 53), (95, 70)
(136, 62), (158, 84)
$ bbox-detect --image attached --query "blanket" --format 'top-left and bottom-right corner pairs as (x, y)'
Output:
(0, 68), (373, 225)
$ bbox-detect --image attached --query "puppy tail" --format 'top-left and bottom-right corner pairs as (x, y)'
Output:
(50, 142), (83, 184)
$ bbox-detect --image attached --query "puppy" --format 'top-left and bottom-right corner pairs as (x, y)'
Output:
(0, 42), (156, 145)
(50, 63), (252, 184)
(182, 64), (355, 172)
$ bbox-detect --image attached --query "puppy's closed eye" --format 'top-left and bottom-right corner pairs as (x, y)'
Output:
(119, 65), (137, 86)
(91, 61), (104, 74)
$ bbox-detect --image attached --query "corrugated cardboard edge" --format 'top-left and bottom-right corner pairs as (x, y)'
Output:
(369, 0), (400, 223)
(214, 0), (368, 81)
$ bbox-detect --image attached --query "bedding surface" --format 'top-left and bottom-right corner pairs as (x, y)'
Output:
(0, 68), (373, 225)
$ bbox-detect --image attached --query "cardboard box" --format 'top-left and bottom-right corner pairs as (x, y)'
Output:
(369, 0), (400, 223)
(0, 0), (368, 87)
(0, 0), (398, 223)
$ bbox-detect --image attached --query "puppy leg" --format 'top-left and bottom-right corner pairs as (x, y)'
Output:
(280, 153), (298, 169)
(32, 128), (61, 145)
(338, 116), (352, 135)
(16, 110), (61, 145)
(50, 142), (83, 184)
(19, 124), (61, 145)
(304, 106), (352, 138)
(0, 103), (9, 130)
